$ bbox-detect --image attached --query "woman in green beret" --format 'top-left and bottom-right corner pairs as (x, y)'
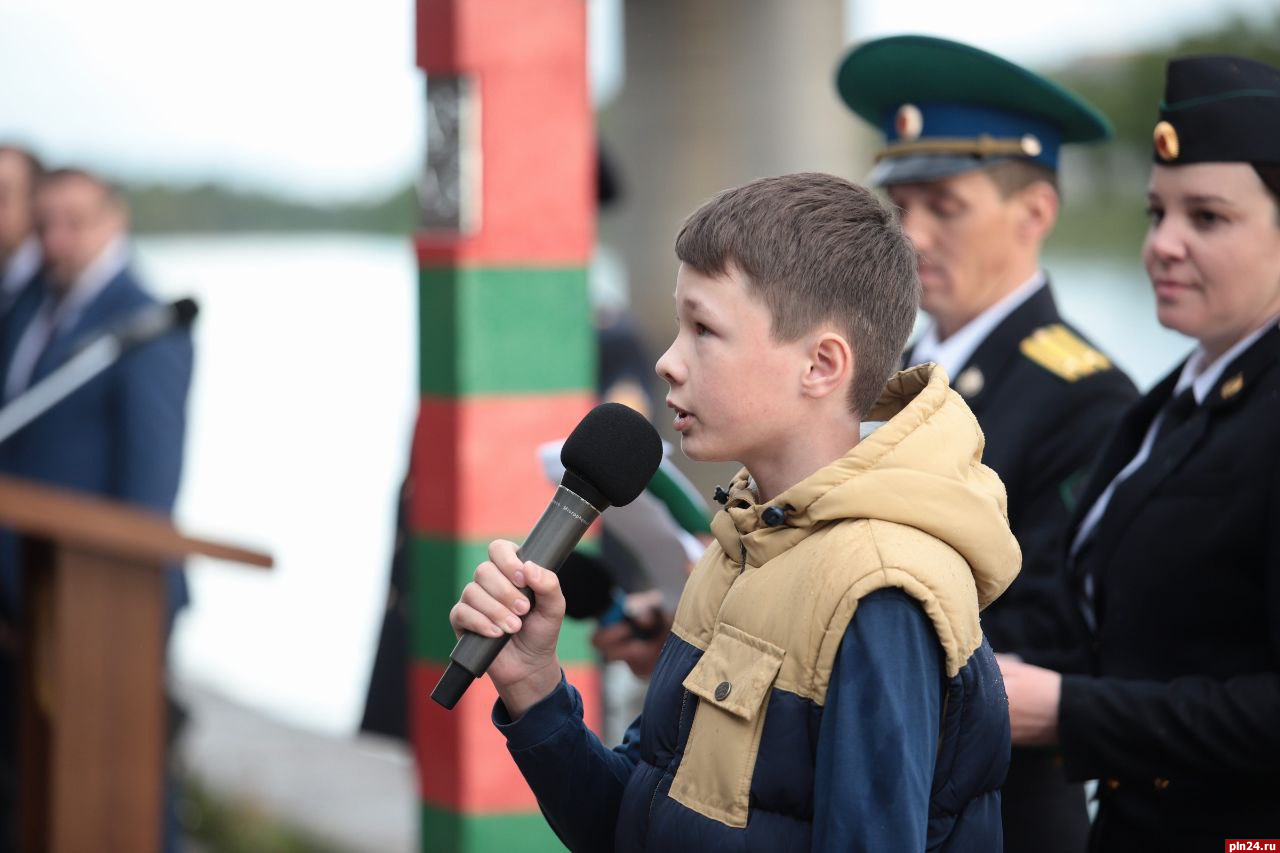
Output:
(1000, 54), (1280, 851)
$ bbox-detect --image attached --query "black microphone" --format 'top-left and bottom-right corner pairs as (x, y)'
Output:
(430, 402), (663, 710)
(559, 551), (666, 640)
(116, 297), (199, 347)
(69, 297), (199, 356)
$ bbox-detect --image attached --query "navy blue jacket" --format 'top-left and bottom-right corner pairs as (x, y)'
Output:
(495, 588), (1009, 851)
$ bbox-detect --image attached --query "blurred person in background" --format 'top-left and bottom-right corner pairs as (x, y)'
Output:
(1002, 54), (1280, 851)
(0, 142), (42, 853)
(0, 167), (193, 852)
(836, 35), (1140, 853)
(0, 145), (43, 335)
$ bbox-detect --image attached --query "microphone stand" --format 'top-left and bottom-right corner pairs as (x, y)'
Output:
(0, 299), (197, 445)
(0, 337), (124, 444)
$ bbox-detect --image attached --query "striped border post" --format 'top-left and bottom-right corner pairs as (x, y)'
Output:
(412, 1), (599, 849)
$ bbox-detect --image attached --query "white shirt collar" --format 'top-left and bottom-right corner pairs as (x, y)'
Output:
(1, 236), (41, 295)
(910, 271), (1047, 381)
(1173, 315), (1280, 404)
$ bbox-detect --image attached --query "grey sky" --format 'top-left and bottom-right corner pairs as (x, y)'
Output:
(0, 0), (421, 201)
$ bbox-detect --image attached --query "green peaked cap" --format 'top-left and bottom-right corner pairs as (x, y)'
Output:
(836, 34), (1112, 143)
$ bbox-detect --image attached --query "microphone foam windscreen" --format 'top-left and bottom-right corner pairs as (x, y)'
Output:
(172, 298), (199, 327)
(561, 403), (662, 508)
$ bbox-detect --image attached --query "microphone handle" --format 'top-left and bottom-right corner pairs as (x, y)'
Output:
(431, 484), (602, 709)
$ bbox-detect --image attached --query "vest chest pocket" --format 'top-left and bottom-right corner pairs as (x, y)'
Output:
(668, 623), (785, 828)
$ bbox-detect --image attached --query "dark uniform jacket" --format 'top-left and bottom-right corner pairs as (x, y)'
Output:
(1059, 324), (1280, 852)
(910, 282), (1138, 664)
(908, 282), (1139, 853)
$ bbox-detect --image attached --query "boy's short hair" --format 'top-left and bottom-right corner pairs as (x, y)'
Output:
(675, 172), (919, 417)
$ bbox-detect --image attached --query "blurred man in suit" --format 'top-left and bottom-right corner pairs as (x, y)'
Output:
(0, 141), (42, 853)
(0, 169), (192, 572)
(0, 168), (192, 852)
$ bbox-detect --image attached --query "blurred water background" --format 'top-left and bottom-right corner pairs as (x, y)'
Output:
(137, 235), (418, 735)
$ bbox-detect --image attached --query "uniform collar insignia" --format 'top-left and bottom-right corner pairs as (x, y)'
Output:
(955, 365), (984, 397)
(1219, 372), (1244, 400)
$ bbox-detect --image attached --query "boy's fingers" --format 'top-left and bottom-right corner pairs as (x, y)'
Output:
(474, 561), (529, 614)
(487, 539), (525, 577)
(460, 581), (523, 635)
(487, 539), (551, 588)
(524, 562), (564, 617)
(449, 600), (505, 639)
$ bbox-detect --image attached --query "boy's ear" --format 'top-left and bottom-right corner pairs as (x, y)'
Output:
(801, 332), (854, 401)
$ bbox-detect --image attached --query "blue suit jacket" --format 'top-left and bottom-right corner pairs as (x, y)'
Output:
(0, 268), (193, 618)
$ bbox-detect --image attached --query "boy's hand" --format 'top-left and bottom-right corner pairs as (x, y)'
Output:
(449, 539), (565, 718)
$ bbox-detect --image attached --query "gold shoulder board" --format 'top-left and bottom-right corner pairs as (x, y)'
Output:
(1019, 324), (1111, 382)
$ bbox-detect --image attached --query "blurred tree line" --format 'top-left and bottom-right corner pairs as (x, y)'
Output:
(1046, 11), (1280, 257)
(125, 181), (417, 235)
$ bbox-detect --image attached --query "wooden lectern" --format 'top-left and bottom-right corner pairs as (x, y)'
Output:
(0, 474), (272, 852)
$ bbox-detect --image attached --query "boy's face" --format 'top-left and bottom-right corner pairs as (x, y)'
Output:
(656, 263), (808, 467)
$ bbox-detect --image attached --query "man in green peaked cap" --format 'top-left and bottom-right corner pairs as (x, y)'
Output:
(836, 34), (1139, 853)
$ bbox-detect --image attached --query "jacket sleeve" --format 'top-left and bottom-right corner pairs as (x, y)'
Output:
(494, 673), (642, 852)
(992, 370), (1135, 668)
(813, 588), (941, 851)
(112, 328), (193, 514)
(113, 327), (194, 616)
(1059, 671), (1280, 780)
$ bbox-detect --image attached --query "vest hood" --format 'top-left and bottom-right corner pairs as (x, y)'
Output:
(712, 363), (1020, 610)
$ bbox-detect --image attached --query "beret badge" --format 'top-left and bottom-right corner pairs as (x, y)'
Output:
(1154, 120), (1180, 162)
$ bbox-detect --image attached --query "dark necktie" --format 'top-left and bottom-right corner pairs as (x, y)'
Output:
(1151, 388), (1197, 450)
(1076, 387), (1198, 631)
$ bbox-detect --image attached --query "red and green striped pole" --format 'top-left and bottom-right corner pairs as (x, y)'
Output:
(410, 0), (601, 849)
